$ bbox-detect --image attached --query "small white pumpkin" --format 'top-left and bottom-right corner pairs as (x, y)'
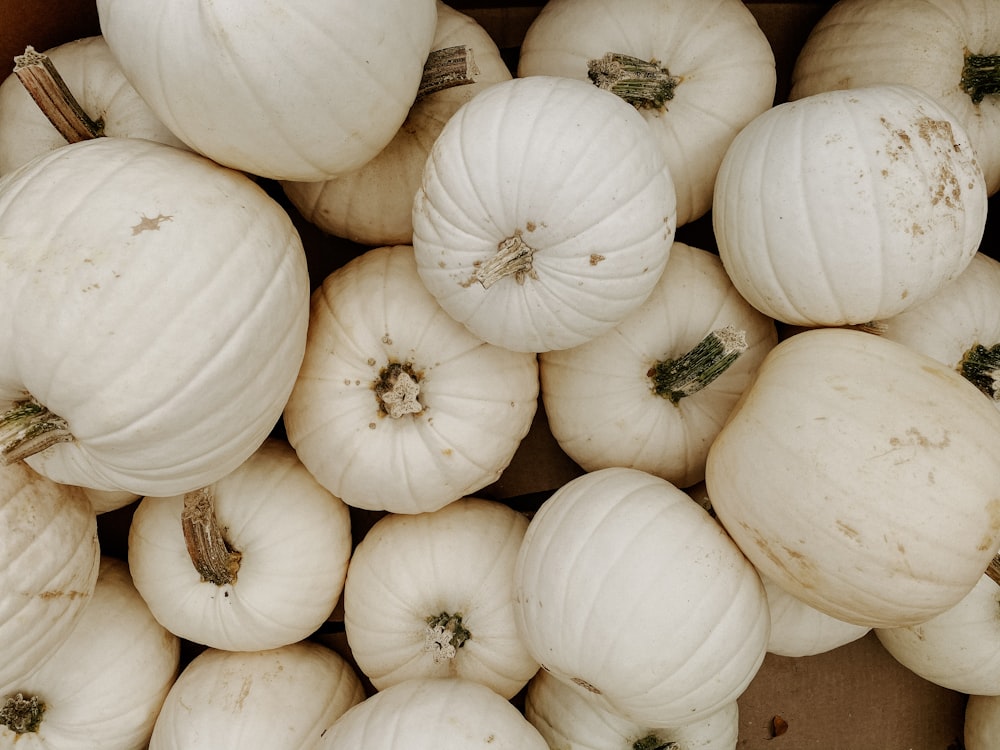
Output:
(128, 438), (353, 652)
(513, 467), (769, 727)
(411, 74), (677, 353)
(149, 641), (365, 750)
(343, 497), (538, 699)
(540, 242), (778, 488)
(0, 557), (180, 749)
(517, 0), (776, 227)
(283, 244), (539, 514)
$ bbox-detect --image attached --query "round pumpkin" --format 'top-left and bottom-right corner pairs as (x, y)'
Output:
(517, 0), (776, 227)
(539, 241), (778, 488)
(0, 137), (310, 497)
(411, 74), (677, 353)
(0, 557), (180, 749)
(713, 83), (988, 327)
(281, 2), (513, 246)
(282, 244), (539, 514)
(705, 327), (1000, 628)
(0, 462), (99, 695)
(96, 0), (439, 180)
(790, 0), (1000, 195)
(343, 497), (538, 699)
(128, 438), (353, 652)
(512, 467), (769, 727)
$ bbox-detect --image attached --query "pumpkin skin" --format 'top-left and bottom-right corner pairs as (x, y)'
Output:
(0, 137), (310, 497)
(0, 35), (188, 176)
(966, 694), (1000, 750)
(282, 245), (539, 514)
(713, 84), (988, 327)
(0, 461), (99, 694)
(281, 2), (513, 246)
(705, 327), (1000, 628)
(790, 0), (1000, 195)
(411, 74), (677, 353)
(875, 574), (1000, 695)
(149, 641), (365, 750)
(524, 667), (740, 750)
(540, 242), (778, 488)
(343, 497), (538, 699)
(96, 0), (439, 181)
(512, 467), (769, 727)
(128, 438), (353, 652)
(0, 557), (180, 749)
(517, 0), (776, 227)
(314, 676), (550, 750)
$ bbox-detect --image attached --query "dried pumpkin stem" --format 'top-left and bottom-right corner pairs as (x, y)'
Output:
(473, 230), (537, 289)
(181, 487), (241, 586)
(13, 46), (104, 142)
(374, 362), (424, 418)
(959, 343), (1000, 399)
(986, 553), (1000, 587)
(0, 693), (45, 734)
(587, 52), (680, 110)
(0, 396), (74, 465)
(424, 611), (472, 662)
(648, 326), (748, 404)
(633, 736), (676, 750)
(961, 53), (1000, 105)
(417, 44), (477, 100)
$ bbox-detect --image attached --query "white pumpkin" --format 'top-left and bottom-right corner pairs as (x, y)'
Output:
(966, 694), (1000, 750)
(517, 0), (776, 227)
(343, 497), (538, 699)
(411, 74), (677, 353)
(283, 244), (539, 514)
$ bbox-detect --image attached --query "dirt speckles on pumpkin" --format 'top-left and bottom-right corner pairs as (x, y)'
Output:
(131, 213), (173, 235)
(589, 253), (605, 266)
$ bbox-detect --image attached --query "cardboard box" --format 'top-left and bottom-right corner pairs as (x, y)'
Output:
(5, 2), (993, 747)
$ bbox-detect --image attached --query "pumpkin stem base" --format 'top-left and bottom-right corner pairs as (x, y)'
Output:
(374, 362), (424, 419)
(0, 693), (45, 734)
(181, 487), (242, 586)
(417, 45), (477, 100)
(587, 52), (680, 110)
(13, 46), (104, 142)
(633, 735), (676, 750)
(959, 342), (1000, 399)
(648, 326), (748, 404)
(424, 611), (471, 662)
(961, 53), (1000, 105)
(0, 396), (74, 465)
(986, 553), (1000, 587)
(472, 230), (537, 289)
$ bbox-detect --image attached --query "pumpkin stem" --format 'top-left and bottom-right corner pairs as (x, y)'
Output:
(423, 611), (472, 662)
(374, 361), (424, 418)
(985, 553), (1000, 587)
(647, 326), (748, 404)
(472, 230), (537, 289)
(0, 693), (45, 734)
(587, 52), (681, 111)
(0, 396), (74, 465)
(632, 735), (676, 750)
(13, 46), (104, 142)
(417, 44), (477, 100)
(959, 343), (1000, 400)
(961, 52), (1000, 105)
(181, 487), (241, 586)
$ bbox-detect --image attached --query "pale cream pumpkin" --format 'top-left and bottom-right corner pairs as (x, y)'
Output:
(281, 2), (513, 246)
(343, 497), (538, 699)
(0, 557), (180, 749)
(283, 244), (539, 514)
(517, 0), (776, 227)
(96, 0), (439, 180)
(411, 74), (677, 353)
(706, 327), (1000, 628)
(0, 137), (310, 497)
(128, 438), (353, 652)
(790, 0), (1000, 195)
(540, 242), (778, 488)
(966, 694), (1000, 750)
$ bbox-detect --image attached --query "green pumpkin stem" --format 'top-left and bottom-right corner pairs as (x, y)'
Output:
(633, 736), (676, 750)
(13, 46), (104, 142)
(961, 53), (1000, 105)
(587, 52), (680, 110)
(424, 611), (472, 662)
(648, 326), (748, 404)
(471, 230), (537, 289)
(374, 362), (424, 418)
(959, 343), (1000, 399)
(0, 396), (74, 465)
(417, 44), (477, 100)
(0, 693), (45, 734)
(181, 487), (242, 586)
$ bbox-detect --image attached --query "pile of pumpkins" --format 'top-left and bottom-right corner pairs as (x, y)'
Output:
(1, 0), (999, 747)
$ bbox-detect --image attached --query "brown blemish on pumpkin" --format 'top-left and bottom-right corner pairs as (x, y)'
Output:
(835, 520), (860, 540)
(131, 213), (173, 235)
(589, 253), (605, 265)
(525, 221), (537, 232)
(442, 448), (453, 456)
(37, 589), (87, 599)
(571, 677), (602, 694)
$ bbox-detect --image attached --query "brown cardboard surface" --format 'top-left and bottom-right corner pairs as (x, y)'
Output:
(6, 1), (985, 747)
